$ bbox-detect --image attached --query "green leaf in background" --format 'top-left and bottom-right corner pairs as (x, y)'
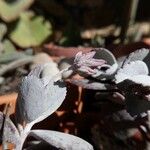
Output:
(0, 23), (7, 40)
(3, 39), (16, 53)
(0, 0), (34, 22)
(0, 39), (29, 64)
(9, 12), (52, 48)
(0, 39), (17, 63)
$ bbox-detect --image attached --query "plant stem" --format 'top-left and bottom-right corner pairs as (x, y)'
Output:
(0, 56), (33, 76)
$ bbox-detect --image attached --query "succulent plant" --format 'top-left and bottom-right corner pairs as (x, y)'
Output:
(0, 64), (93, 150)
(1, 48), (150, 149)
(71, 48), (150, 118)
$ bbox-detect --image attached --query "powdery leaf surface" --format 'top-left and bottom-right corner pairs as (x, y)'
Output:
(29, 130), (94, 150)
(115, 60), (148, 84)
(122, 48), (150, 69)
(16, 65), (66, 125)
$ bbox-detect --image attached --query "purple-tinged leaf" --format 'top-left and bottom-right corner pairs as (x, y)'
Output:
(73, 51), (106, 77)
(29, 130), (94, 150)
(73, 48), (118, 80)
(74, 51), (105, 67)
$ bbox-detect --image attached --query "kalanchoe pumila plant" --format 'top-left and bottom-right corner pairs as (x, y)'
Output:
(1, 48), (150, 149)
(71, 48), (150, 118)
(0, 64), (93, 150)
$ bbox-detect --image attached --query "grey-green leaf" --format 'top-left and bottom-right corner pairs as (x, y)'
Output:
(16, 64), (66, 125)
(115, 60), (148, 84)
(29, 130), (94, 150)
(122, 48), (150, 69)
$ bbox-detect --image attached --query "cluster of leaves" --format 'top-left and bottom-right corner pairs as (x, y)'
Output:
(1, 48), (150, 149)
(71, 48), (150, 118)
(0, 64), (93, 149)
(0, 0), (52, 49)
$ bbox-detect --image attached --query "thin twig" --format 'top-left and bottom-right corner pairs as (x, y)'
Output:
(0, 56), (34, 76)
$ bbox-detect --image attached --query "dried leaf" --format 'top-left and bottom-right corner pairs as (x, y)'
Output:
(16, 64), (66, 126)
(29, 130), (93, 150)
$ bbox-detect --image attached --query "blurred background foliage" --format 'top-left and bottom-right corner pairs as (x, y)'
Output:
(0, 1), (150, 148)
(0, 0), (149, 51)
